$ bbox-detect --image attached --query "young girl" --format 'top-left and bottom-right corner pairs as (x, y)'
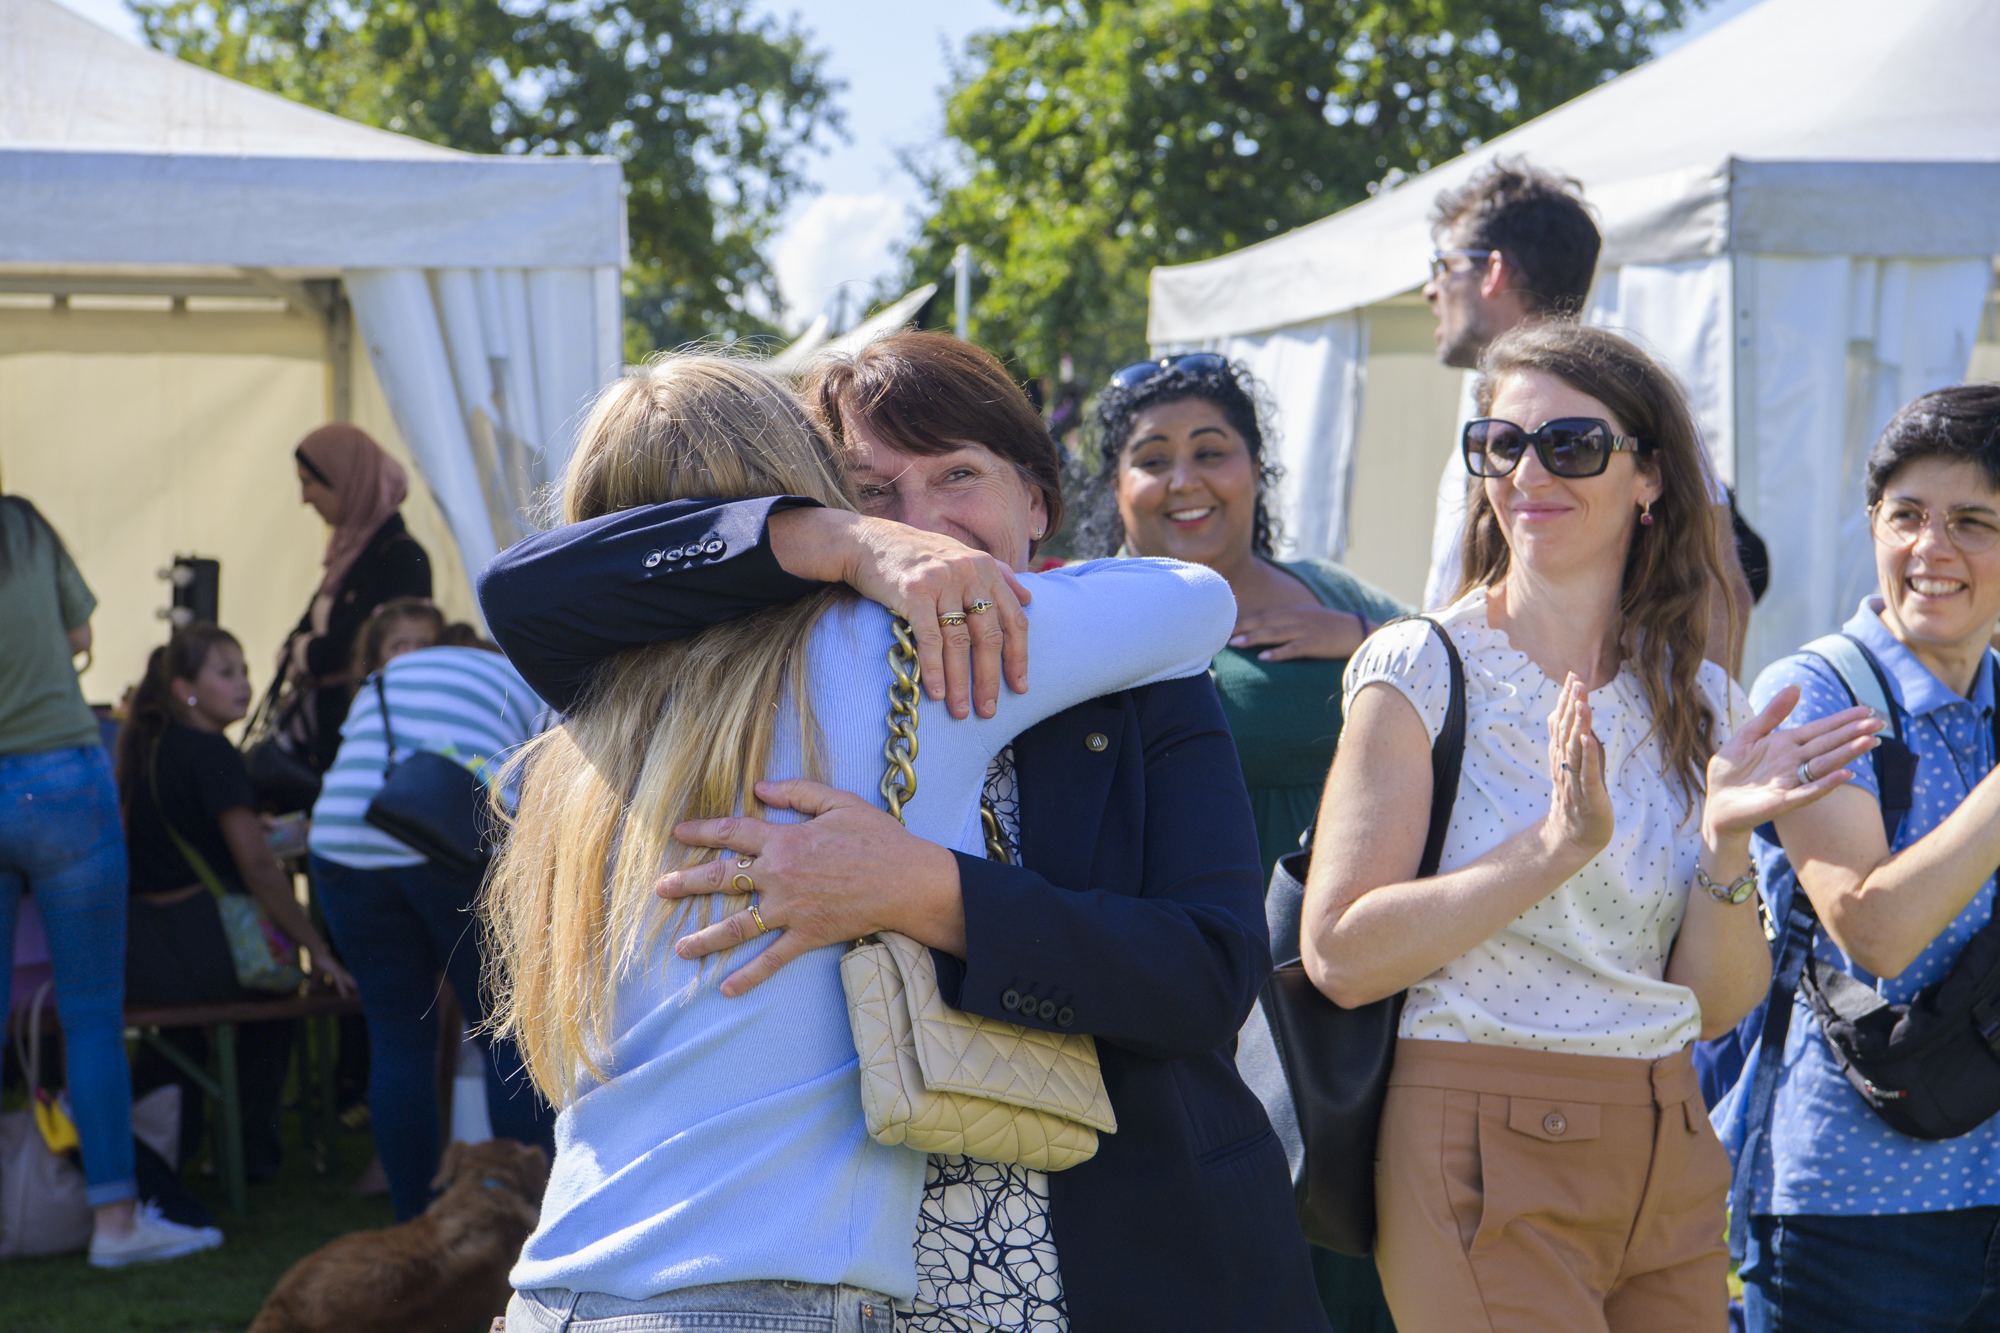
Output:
(121, 625), (354, 1181)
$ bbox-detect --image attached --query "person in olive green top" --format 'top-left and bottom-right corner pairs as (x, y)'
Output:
(1079, 354), (1406, 1333)
(0, 494), (222, 1266)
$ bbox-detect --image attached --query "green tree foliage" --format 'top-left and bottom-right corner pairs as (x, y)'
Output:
(132, 0), (842, 354)
(909, 0), (1699, 386)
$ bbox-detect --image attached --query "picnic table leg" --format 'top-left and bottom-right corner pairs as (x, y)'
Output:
(215, 1022), (247, 1216)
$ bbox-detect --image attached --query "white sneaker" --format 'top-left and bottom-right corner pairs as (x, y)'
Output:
(87, 1201), (225, 1268)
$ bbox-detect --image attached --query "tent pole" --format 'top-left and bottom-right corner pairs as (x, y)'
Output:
(327, 282), (352, 422)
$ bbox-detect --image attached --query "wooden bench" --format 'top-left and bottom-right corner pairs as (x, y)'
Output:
(124, 992), (363, 1216)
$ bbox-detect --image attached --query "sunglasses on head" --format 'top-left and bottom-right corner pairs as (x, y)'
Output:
(1462, 417), (1654, 479)
(1109, 352), (1230, 391)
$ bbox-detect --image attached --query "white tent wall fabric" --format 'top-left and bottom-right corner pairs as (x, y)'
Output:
(0, 0), (624, 700)
(1147, 0), (2000, 679)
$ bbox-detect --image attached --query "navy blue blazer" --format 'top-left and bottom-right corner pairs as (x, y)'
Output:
(479, 499), (1329, 1333)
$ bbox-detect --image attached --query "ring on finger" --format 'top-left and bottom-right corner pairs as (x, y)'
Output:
(732, 872), (756, 894)
(748, 904), (770, 935)
(736, 856), (753, 870)
(1797, 758), (1815, 786)
(938, 611), (969, 627)
(967, 599), (995, 615)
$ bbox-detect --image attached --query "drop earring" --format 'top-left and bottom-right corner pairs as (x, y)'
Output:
(1639, 501), (1654, 527)
(1031, 527), (1045, 541)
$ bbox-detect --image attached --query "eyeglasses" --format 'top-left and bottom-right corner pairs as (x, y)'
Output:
(1109, 352), (1229, 391)
(1869, 501), (2000, 555)
(1462, 417), (1654, 479)
(1428, 249), (1498, 281)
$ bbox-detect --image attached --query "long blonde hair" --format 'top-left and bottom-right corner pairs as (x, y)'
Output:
(482, 355), (855, 1105)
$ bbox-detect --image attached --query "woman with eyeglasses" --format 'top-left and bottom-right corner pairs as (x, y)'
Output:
(1722, 385), (2000, 1333)
(1299, 322), (1881, 1331)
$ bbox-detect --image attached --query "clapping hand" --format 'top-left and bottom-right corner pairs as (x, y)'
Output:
(1703, 686), (1883, 840)
(1543, 674), (1613, 859)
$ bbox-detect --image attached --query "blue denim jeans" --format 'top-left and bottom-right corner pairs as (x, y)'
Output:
(0, 745), (136, 1206)
(310, 854), (555, 1221)
(1743, 1209), (2000, 1332)
(507, 1281), (898, 1332)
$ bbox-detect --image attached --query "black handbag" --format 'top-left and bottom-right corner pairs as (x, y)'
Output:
(240, 673), (322, 815)
(1239, 615), (1465, 1256)
(362, 673), (495, 877)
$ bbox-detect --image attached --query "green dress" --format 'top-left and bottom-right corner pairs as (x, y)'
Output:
(1211, 557), (1407, 1333)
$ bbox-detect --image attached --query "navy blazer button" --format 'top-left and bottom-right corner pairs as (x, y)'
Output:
(1037, 1000), (1057, 1021)
(1056, 1006), (1075, 1028)
(665, 547), (683, 561)
(1084, 732), (1108, 752)
(1001, 989), (1021, 1012)
(643, 551), (663, 568)
(705, 539), (725, 554)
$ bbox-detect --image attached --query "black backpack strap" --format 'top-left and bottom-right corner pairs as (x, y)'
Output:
(373, 672), (399, 778)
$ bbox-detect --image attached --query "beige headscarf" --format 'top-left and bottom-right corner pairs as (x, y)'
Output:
(295, 424), (408, 598)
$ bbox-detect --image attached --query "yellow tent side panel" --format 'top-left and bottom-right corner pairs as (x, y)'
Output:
(0, 300), (476, 714)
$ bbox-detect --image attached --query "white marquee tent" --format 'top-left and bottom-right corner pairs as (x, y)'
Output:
(1149, 0), (2000, 675)
(0, 0), (625, 702)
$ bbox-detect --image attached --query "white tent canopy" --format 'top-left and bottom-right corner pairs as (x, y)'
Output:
(0, 0), (624, 700)
(1149, 0), (2000, 674)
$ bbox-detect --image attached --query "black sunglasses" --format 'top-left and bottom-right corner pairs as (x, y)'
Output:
(1464, 416), (1648, 482)
(1462, 417), (1654, 479)
(1109, 352), (1229, 391)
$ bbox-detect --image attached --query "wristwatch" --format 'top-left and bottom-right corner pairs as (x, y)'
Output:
(1696, 863), (1758, 905)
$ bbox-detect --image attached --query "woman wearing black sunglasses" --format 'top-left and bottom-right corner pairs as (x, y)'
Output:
(1299, 322), (1881, 1330)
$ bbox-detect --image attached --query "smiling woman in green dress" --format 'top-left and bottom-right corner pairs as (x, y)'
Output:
(1082, 355), (1406, 1333)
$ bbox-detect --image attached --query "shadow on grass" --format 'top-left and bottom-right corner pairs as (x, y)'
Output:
(4, 1117), (394, 1333)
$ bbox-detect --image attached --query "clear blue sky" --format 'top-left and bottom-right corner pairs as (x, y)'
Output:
(54, 0), (1766, 332)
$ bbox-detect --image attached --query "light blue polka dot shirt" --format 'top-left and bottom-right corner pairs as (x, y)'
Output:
(1717, 597), (2000, 1217)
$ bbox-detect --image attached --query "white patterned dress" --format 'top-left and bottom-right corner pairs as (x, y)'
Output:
(901, 747), (1069, 1333)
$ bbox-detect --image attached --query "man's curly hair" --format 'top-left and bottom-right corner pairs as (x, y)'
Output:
(1073, 358), (1283, 559)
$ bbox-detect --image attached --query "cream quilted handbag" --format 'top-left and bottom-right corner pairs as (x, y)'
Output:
(840, 618), (1117, 1171)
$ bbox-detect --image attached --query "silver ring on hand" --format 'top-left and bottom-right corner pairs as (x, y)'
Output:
(736, 856), (754, 869)
(1797, 758), (1815, 786)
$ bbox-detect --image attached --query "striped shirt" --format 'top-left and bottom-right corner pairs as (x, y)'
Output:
(307, 646), (542, 869)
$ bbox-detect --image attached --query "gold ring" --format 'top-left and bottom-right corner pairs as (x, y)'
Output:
(939, 611), (969, 626)
(968, 600), (995, 615)
(748, 904), (770, 934)
(732, 872), (756, 894)
(736, 856), (753, 869)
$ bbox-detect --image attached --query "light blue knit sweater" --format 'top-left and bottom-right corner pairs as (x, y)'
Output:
(510, 558), (1234, 1302)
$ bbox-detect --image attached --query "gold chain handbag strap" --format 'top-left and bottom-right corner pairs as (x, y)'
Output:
(881, 616), (1010, 865)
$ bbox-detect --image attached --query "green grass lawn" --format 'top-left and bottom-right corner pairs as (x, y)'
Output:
(2, 1116), (394, 1333)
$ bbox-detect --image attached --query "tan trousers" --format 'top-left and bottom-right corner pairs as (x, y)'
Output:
(1374, 1039), (1730, 1333)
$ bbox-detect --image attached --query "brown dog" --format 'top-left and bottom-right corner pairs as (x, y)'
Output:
(249, 1138), (549, 1333)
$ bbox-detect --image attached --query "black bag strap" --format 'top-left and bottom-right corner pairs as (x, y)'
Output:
(373, 672), (398, 777)
(1393, 614), (1467, 879)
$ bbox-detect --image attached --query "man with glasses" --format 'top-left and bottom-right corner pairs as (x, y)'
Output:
(1419, 158), (1751, 672)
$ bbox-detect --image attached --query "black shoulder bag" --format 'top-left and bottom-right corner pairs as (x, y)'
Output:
(1237, 614), (1466, 1257)
(1729, 635), (2000, 1259)
(362, 673), (496, 878)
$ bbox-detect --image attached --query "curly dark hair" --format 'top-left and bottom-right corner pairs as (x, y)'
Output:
(1430, 157), (1600, 318)
(1073, 358), (1283, 559)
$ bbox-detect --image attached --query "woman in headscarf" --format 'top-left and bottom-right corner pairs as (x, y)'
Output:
(285, 425), (431, 772)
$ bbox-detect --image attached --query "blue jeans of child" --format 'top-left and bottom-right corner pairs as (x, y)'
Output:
(310, 853), (554, 1221)
(0, 745), (136, 1206)
(1743, 1209), (2000, 1332)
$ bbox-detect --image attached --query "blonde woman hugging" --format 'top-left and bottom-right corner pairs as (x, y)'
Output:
(482, 356), (1234, 1332)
